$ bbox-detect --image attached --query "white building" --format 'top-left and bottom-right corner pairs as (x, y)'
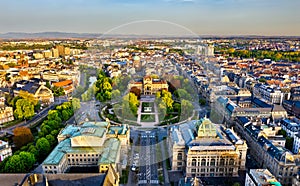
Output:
(293, 133), (300, 154)
(280, 118), (300, 138)
(245, 169), (281, 186)
(0, 140), (12, 162)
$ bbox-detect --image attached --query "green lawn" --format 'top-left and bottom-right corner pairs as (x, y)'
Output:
(141, 114), (156, 122)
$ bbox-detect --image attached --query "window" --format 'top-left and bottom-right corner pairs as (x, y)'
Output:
(192, 159), (197, 166)
(177, 153), (182, 160)
(201, 159), (206, 166)
(191, 168), (196, 173)
(210, 159), (215, 166)
(178, 162), (182, 166)
(229, 158), (234, 165)
(220, 159), (225, 166)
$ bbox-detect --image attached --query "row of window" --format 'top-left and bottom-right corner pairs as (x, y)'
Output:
(68, 158), (97, 163)
(189, 158), (235, 167)
(67, 154), (98, 157)
(190, 167), (234, 173)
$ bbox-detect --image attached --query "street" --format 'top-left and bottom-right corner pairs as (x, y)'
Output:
(138, 131), (159, 186)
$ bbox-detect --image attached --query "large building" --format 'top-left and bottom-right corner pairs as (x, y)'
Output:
(235, 117), (300, 185)
(52, 80), (74, 95)
(128, 76), (168, 95)
(14, 79), (54, 104)
(42, 121), (130, 175)
(280, 118), (300, 138)
(168, 118), (247, 178)
(245, 169), (282, 186)
(0, 140), (12, 162)
(293, 133), (300, 155)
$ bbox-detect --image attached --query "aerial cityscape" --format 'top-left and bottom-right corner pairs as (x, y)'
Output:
(0, 1), (300, 186)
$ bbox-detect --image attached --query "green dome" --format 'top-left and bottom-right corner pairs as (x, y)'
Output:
(133, 56), (140, 61)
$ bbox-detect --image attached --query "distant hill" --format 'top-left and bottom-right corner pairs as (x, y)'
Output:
(0, 32), (299, 40)
(0, 32), (102, 39)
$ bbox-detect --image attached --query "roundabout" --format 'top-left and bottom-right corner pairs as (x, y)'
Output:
(99, 75), (198, 128)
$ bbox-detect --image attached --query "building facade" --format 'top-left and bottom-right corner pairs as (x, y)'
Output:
(128, 76), (168, 95)
(0, 140), (12, 162)
(280, 118), (300, 138)
(0, 106), (14, 125)
(168, 118), (247, 178)
(245, 169), (282, 186)
(42, 122), (130, 175)
(293, 133), (300, 155)
(234, 117), (300, 185)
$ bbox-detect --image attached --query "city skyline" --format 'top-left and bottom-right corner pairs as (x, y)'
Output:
(1, 0), (300, 36)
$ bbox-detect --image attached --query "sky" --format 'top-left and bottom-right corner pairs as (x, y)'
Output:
(0, 0), (299, 36)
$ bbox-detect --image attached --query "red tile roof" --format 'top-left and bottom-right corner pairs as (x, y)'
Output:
(53, 80), (73, 87)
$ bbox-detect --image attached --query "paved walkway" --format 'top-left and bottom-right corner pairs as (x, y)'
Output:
(136, 96), (159, 127)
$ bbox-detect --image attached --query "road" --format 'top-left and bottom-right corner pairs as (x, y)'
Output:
(0, 104), (56, 136)
(0, 98), (69, 136)
(138, 131), (159, 186)
(160, 141), (170, 185)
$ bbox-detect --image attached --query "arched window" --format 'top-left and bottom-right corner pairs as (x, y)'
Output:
(229, 158), (234, 165)
(177, 153), (182, 160)
(201, 159), (206, 166)
(210, 159), (216, 166)
(192, 159), (197, 166)
(220, 158), (225, 166)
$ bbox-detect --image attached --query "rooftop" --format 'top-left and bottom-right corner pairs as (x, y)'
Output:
(249, 169), (281, 186)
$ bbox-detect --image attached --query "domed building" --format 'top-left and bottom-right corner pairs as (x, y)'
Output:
(132, 55), (142, 71)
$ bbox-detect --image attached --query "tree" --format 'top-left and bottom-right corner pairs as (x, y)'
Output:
(45, 81), (51, 89)
(161, 90), (174, 111)
(173, 102), (181, 112)
(14, 99), (35, 120)
(28, 145), (39, 159)
(174, 89), (192, 101)
(47, 110), (62, 122)
(46, 134), (56, 147)
(52, 86), (65, 97)
(13, 127), (34, 149)
(199, 98), (206, 106)
(51, 130), (59, 136)
(71, 98), (81, 110)
(62, 110), (70, 121)
(19, 152), (35, 172)
(181, 99), (193, 120)
(40, 124), (52, 136)
(36, 137), (51, 158)
(111, 89), (121, 100)
(156, 91), (161, 98)
(278, 129), (287, 137)
(259, 78), (267, 83)
(0, 156), (10, 173)
(4, 155), (25, 173)
(130, 87), (141, 98)
(18, 90), (38, 105)
(285, 137), (294, 151)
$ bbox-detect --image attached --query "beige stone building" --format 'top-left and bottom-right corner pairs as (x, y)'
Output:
(0, 106), (14, 125)
(235, 117), (300, 185)
(42, 122), (130, 175)
(0, 140), (12, 162)
(128, 76), (168, 95)
(168, 118), (247, 178)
